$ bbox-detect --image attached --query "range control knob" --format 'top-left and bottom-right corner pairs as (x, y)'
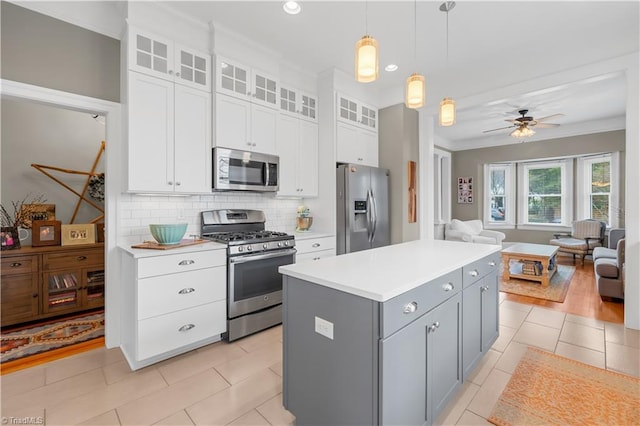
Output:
(284, 241), (289, 246)
(277, 242), (282, 247)
(238, 246), (244, 252)
(263, 243), (268, 249)
(247, 245), (253, 251)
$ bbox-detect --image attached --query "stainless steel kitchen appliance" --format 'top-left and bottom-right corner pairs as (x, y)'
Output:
(336, 164), (390, 254)
(213, 147), (279, 192)
(201, 209), (295, 341)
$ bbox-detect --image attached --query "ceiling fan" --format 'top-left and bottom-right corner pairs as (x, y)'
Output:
(483, 109), (564, 138)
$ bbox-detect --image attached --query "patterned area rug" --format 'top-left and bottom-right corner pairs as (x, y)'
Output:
(500, 264), (575, 302)
(1, 311), (104, 363)
(489, 347), (639, 426)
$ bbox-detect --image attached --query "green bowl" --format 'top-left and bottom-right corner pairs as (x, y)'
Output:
(149, 223), (188, 245)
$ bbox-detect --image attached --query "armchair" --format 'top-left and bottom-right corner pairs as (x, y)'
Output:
(444, 219), (505, 245)
(549, 219), (605, 264)
(594, 238), (625, 299)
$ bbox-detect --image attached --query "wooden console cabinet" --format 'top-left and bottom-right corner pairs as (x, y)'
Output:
(1, 243), (104, 327)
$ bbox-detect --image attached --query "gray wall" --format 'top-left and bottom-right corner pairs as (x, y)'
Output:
(451, 130), (626, 244)
(1, 99), (106, 244)
(1, 1), (120, 102)
(379, 104), (420, 244)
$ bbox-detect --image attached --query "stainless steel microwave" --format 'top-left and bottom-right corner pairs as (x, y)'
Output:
(213, 147), (279, 192)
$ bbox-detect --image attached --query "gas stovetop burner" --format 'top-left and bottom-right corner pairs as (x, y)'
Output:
(208, 230), (291, 243)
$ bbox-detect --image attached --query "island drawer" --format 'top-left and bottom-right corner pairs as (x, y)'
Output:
(137, 249), (226, 279)
(137, 266), (226, 320)
(462, 253), (500, 288)
(1, 255), (38, 275)
(380, 268), (462, 338)
(137, 300), (226, 360)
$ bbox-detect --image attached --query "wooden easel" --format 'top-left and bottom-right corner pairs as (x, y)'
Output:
(31, 141), (106, 224)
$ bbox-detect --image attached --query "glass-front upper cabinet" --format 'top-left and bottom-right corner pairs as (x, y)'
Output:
(129, 26), (211, 92)
(280, 85), (318, 122)
(216, 55), (278, 109)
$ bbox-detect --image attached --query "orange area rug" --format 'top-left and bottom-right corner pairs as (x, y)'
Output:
(1, 310), (104, 374)
(500, 264), (575, 302)
(489, 347), (640, 426)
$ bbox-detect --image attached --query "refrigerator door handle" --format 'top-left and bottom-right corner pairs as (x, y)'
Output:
(370, 189), (378, 243)
(366, 189), (373, 242)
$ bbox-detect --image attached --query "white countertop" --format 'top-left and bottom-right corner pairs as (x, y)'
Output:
(118, 241), (226, 258)
(279, 239), (501, 302)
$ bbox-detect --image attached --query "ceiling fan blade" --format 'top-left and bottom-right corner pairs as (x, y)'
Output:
(535, 123), (561, 128)
(505, 119), (520, 124)
(536, 113), (565, 122)
(483, 125), (515, 133)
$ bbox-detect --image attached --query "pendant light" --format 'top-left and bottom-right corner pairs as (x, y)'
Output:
(406, 0), (425, 108)
(355, 0), (378, 83)
(438, 2), (456, 126)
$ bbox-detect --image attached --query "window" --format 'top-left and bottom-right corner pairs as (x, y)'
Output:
(434, 149), (451, 224)
(518, 160), (573, 227)
(577, 153), (620, 227)
(484, 163), (515, 227)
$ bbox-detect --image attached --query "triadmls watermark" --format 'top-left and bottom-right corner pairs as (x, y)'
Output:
(1, 417), (44, 425)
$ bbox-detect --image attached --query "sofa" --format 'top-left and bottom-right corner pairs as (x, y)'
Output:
(444, 219), (505, 245)
(593, 238), (625, 299)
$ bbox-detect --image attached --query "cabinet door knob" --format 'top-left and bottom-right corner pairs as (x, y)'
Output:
(175, 182), (181, 186)
(481, 285), (490, 292)
(10, 262), (22, 268)
(442, 282), (454, 292)
(313, 257), (320, 260)
(178, 324), (195, 332)
(168, 181), (173, 185)
(469, 269), (479, 277)
(403, 301), (418, 314)
(428, 321), (440, 333)
(175, 72), (181, 77)
(178, 259), (195, 266)
(168, 70), (174, 75)
(32, 293), (38, 298)
(76, 256), (87, 261)
(488, 261), (496, 267)
(312, 243), (321, 248)
(178, 287), (196, 294)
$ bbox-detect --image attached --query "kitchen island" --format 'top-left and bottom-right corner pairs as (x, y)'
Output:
(279, 239), (502, 425)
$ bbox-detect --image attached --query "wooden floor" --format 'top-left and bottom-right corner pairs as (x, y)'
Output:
(502, 256), (624, 323)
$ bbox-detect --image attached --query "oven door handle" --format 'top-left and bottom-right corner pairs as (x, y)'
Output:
(229, 248), (297, 264)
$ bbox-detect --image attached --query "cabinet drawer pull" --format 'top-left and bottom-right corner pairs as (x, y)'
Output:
(488, 261), (496, 267)
(178, 260), (195, 266)
(442, 282), (454, 292)
(469, 269), (479, 277)
(10, 262), (22, 268)
(178, 324), (195, 332)
(403, 301), (418, 314)
(77, 256), (87, 261)
(178, 287), (195, 295)
(312, 243), (321, 248)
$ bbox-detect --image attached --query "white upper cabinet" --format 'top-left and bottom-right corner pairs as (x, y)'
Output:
(128, 72), (211, 193)
(337, 93), (378, 131)
(129, 26), (211, 92)
(277, 114), (318, 197)
(280, 85), (318, 122)
(215, 56), (278, 109)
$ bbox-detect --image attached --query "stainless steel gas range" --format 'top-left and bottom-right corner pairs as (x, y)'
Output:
(201, 209), (295, 342)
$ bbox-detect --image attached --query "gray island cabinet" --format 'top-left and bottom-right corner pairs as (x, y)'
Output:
(279, 239), (501, 425)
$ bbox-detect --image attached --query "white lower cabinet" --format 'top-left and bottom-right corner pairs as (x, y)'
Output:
(295, 235), (336, 263)
(120, 246), (227, 370)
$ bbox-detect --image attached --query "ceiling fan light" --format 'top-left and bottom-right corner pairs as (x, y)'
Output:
(405, 73), (425, 109)
(439, 97), (456, 126)
(511, 125), (535, 138)
(355, 35), (379, 83)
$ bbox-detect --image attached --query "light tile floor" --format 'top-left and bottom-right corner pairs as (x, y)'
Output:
(1, 296), (638, 425)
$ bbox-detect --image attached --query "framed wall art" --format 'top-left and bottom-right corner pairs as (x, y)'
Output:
(19, 203), (56, 229)
(32, 220), (62, 247)
(457, 177), (474, 204)
(61, 223), (96, 246)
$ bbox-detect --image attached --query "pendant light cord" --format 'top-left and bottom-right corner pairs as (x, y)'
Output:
(365, 0), (368, 34)
(414, 0), (417, 67)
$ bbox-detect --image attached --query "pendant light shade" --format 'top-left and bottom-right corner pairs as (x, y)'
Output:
(439, 97), (456, 126)
(355, 35), (379, 83)
(405, 73), (425, 109)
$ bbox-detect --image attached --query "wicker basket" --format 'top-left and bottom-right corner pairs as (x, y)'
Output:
(521, 260), (543, 276)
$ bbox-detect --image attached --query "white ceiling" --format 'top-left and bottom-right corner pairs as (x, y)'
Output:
(162, 1), (638, 149)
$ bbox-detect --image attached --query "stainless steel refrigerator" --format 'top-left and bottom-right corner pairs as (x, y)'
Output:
(336, 164), (390, 254)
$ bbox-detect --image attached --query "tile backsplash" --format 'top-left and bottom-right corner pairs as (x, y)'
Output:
(118, 192), (300, 245)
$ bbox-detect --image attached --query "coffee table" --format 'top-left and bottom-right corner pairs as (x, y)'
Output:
(501, 243), (559, 287)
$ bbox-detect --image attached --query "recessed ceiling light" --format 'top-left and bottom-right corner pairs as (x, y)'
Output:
(283, 1), (301, 15)
(385, 64), (398, 72)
